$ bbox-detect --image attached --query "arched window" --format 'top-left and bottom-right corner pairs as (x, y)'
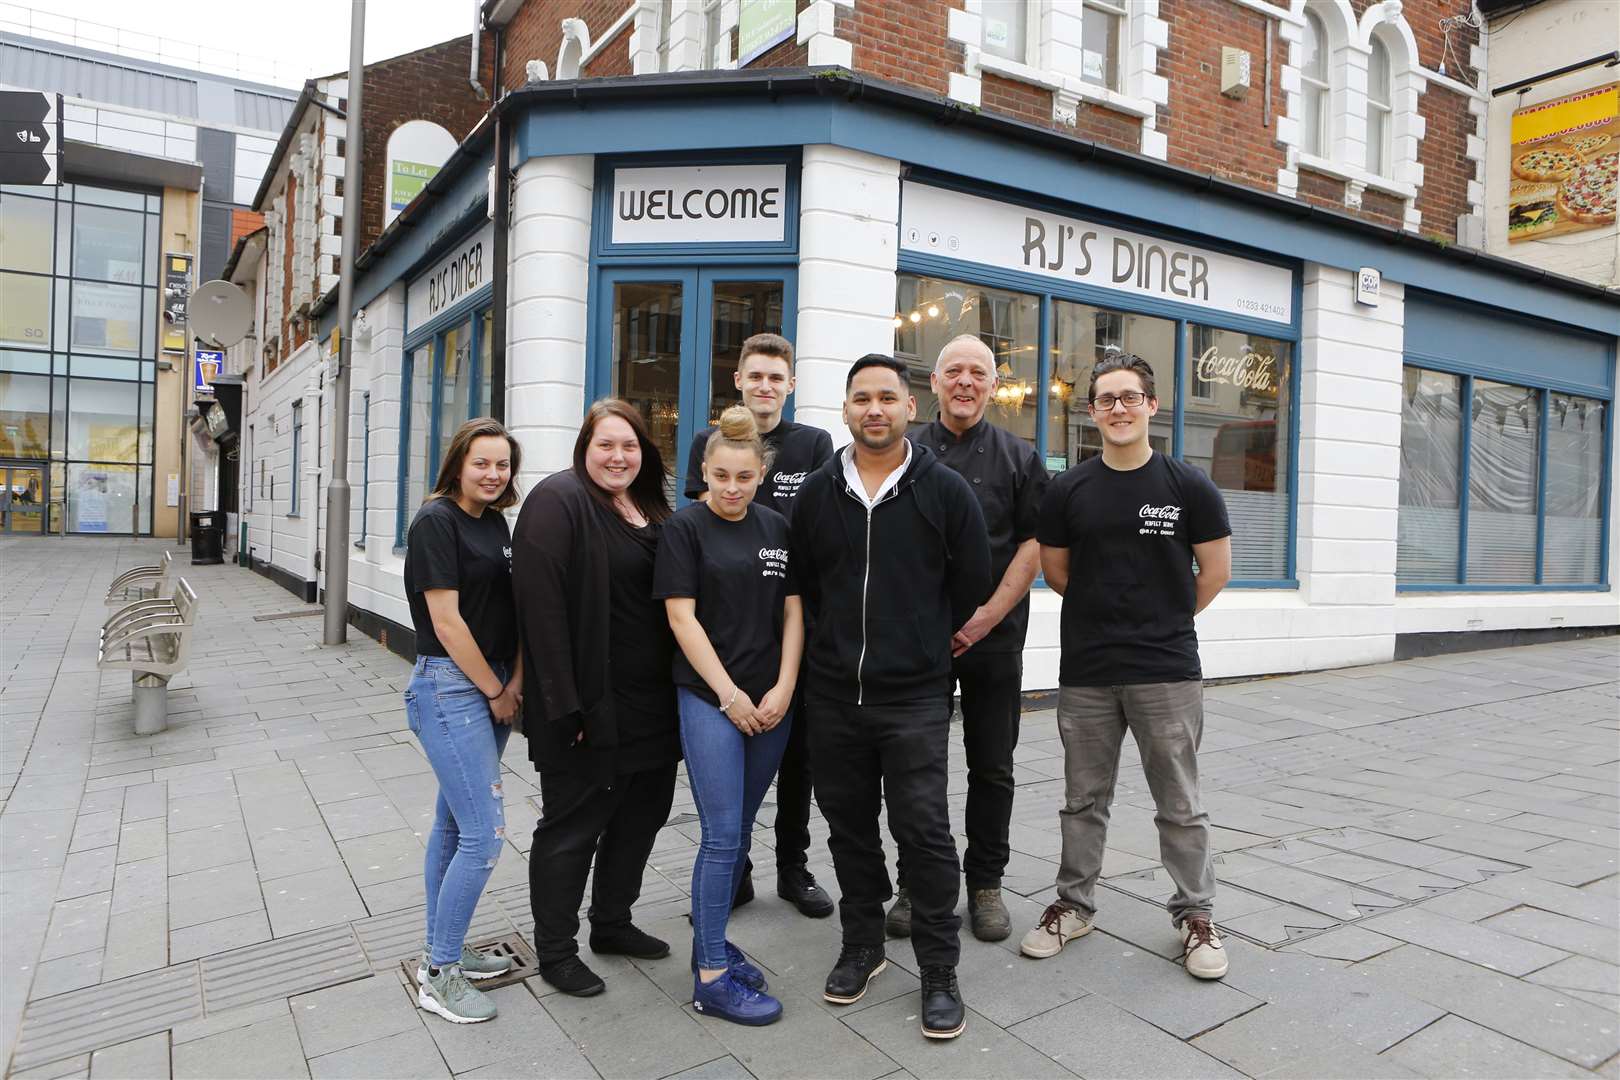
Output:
(1301, 11), (1331, 158)
(1366, 37), (1393, 177)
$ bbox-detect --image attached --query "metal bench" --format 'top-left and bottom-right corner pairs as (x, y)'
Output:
(105, 550), (175, 608)
(98, 578), (200, 735)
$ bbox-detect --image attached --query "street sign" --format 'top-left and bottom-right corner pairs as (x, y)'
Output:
(195, 349), (223, 396)
(162, 253), (194, 353)
(0, 91), (62, 185)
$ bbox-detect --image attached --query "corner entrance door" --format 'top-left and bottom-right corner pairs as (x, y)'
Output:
(0, 462), (47, 534)
(599, 267), (796, 502)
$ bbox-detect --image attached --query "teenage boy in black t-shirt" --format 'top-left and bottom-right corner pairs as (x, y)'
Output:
(1019, 351), (1235, 982)
(684, 333), (835, 918)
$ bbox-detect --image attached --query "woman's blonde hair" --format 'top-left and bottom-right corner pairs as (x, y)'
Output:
(427, 417), (522, 511)
(704, 404), (774, 472)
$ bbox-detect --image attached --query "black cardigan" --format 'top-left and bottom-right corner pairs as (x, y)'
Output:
(510, 470), (620, 783)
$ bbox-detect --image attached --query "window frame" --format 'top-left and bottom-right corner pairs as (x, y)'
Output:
(289, 400), (303, 517)
(394, 301), (493, 548)
(1397, 358), (1613, 592)
(895, 224), (1301, 588)
(1365, 36), (1393, 179)
(1300, 10), (1332, 160)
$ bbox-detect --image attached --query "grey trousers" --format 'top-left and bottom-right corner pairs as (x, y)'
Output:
(1054, 681), (1215, 926)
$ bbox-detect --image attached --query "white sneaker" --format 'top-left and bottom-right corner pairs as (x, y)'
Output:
(1180, 915), (1228, 979)
(1019, 901), (1093, 959)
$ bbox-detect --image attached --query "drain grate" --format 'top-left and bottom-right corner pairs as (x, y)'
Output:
(401, 934), (539, 991)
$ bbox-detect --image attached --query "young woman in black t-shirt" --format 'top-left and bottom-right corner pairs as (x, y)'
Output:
(654, 405), (804, 1026)
(402, 418), (523, 1025)
(510, 399), (681, 999)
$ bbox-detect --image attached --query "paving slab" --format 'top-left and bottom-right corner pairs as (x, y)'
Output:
(308, 1025), (450, 1079)
(1357, 906), (1571, 975)
(842, 994), (1071, 1080)
(1381, 1014), (1593, 1079)
(540, 959), (725, 1080)
(1189, 1003), (1418, 1078)
(88, 1031), (171, 1079)
(1481, 905), (1620, 965)
(1014, 993), (1242, 1078)
(170, 1013), (310, 1080)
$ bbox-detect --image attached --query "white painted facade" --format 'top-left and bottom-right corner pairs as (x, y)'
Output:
(236, 143), (1618, 683)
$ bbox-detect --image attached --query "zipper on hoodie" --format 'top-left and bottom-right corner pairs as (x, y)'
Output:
(844, 481), (900, 706)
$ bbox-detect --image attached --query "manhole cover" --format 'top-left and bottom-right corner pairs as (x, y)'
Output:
(399, 934), (538, 991)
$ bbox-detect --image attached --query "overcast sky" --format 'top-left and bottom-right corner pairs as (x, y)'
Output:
(31, 1), (476, 89)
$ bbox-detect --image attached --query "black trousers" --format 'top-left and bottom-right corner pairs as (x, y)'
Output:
(772, 683), (814, 868)
(528, 762), (678, 965)
(808, 696), (960, 969)
(898, 649), (1023, 891)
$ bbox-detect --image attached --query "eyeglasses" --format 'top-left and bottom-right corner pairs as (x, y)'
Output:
(1089, 391), (1148, 410)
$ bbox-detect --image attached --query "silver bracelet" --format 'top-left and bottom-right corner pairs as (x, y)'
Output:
(720, 688), (739, 714)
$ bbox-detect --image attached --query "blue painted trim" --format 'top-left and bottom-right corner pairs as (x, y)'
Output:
(1534, 390), (1548, 585)
(897, 251), (1299, 343)
(591, 150), (801, 259)
(1036, 295), (1051, 464)
(1397, 583), (1612, 594)
(404, 285), (495, 353)
(1229, 579), (1300, 590)
(506, 94), (1619, 335)
(395, 348), (415, 548)
(1457, 374), (1473, 585)
(1172, 319), (1186, 458)
(1601, 397), (1614, 589)
(1403, 349), (1612, 401)
(1284, 315), (1301, 583)
(427, 333), (446, 486)
(358, 391), (370, 549)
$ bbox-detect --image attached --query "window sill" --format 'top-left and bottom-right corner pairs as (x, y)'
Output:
(1295, 153), (1416, 200)
(976, 54), (1155, 120)
(287, 514), (301, 520)
(1397, 583), (1611, 593)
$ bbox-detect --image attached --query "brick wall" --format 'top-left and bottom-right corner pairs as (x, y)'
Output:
(492, 0), (1483, 243)
(355, 36), (493, 249)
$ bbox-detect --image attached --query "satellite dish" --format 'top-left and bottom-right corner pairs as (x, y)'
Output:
(188, 280), (253, 348)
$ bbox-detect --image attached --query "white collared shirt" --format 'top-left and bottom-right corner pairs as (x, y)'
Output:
(840, 439), (912, 510)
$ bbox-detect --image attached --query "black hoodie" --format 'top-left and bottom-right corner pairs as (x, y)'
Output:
(790, 442), (991, 706)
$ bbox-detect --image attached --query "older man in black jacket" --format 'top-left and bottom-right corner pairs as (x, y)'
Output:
(790, 353), (991, 1042)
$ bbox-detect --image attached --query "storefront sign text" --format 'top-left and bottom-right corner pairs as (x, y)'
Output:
(407, 223), (494, 335)
(899, 183), (1294, 326)
(1194, 345), (1278, 396)
(610, 164), (787, 246)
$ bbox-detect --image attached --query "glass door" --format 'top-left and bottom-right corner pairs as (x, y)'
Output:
(1, 462), (47, 533)
(597, 267), (796, 503)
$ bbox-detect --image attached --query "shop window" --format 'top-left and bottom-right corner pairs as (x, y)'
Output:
(894, 275), (1040, 444)
(437, 320), (473, 469)
(1466, 380), (1540, 585)
(1300, 11), (1331, 159)
(67, 462), (137, 533)
(400, 341), (433, 539)
(72, 204), (145, 284)
(397, 311), (489, 544)
(1184, 325), (1291, 581)
(0, 372), (51, 457)
(1397, 368), (1608, 588)
(1366, 37), (1393, 178)
(0, 195), (55, 274)
(1050, 300), (1174, 468)
(70, 281), (143, 357)
(1, 272), (51, 350)
(67, 378), (139, 462)
(707, 280), (785, 425)
(1543, 396), (1606, 585)
(1397, 368), (1463, 584)
(478, 310), (493, 419)
(290, 401), (303, 516)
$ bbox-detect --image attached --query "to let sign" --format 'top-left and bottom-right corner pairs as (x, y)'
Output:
(899, 182), (1295, 326)
(0, 91), (61, 185)
(610, 164), (787, 246)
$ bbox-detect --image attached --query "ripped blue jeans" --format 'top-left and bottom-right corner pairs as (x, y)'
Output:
(405, 655), (512, 967)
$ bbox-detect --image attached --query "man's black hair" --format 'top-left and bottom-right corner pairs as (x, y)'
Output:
(1088, 349), (1157, 401)
(846, 353), (910, 392)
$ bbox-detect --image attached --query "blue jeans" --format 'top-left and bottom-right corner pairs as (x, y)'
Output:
(679, 687), (792, 971)
(405, 655), (512, 967)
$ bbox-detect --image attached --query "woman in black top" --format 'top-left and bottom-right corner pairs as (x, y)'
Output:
(402, 418), (523, 1025)
(510, 398), (679, 997)
(655, 405), (803, 1026)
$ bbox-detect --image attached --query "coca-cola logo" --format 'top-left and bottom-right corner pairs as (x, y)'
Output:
(1139, 504), (1182, 521)
(1195, 346), (1278, 395)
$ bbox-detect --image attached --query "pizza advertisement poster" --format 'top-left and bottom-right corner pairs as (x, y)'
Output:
(1507, 82), (1618, 244)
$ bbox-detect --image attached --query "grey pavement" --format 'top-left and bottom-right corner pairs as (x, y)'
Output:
(2, 536), (1617, 1080)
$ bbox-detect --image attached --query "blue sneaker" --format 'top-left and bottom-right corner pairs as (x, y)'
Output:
(690, 941), (766, 991)
(692, 970), (783, 1026)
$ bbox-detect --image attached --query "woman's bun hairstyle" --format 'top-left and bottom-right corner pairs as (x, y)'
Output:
(705, 403), (774, 472)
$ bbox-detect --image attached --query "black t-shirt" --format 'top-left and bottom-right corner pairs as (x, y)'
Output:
(403, 498), (516, 662)
(653, 503), (794, 707)
(599, 507), (680, 770)
(909, 418), (1047, 652)
(1037, 453), (1231, 686)
(683, 419), (835, 522)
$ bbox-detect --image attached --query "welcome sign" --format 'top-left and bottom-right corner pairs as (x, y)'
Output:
(610, 164), (788, 246)
(899, 183), (1294, 326)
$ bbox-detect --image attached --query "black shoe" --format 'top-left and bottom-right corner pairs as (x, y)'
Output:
(777, 866), (834, 918)
(732, 872), (755, 911)
(823, 944), (887, 1005)
(919, 965), (965, 1040)
(538, 956), (605, 997)
(588, 924), (671, 960)
(884, 889), (912, 938)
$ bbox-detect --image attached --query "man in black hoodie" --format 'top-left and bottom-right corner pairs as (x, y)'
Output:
(790, 354), (991, 1041)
